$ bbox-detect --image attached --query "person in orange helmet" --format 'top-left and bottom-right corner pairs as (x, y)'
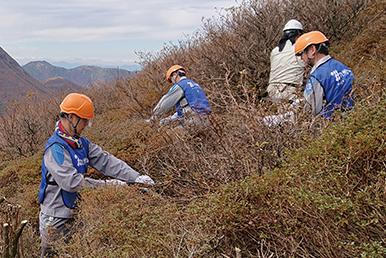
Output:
(295, 31), (354, 118)
(38, 93), (154, 257)
(148, 65), (211, 128)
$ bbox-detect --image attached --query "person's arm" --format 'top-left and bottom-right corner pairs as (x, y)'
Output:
(87, 142), (140, 183)
(152, 84), (185, 117)
(44, 143), (100, 193)
(303, 76), (324, 116)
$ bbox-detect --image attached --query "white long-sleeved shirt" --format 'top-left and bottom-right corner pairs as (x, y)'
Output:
(269, 40), (304, 85)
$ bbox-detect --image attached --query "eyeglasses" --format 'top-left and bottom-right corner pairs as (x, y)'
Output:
(295, 50), (304, 57)
(75, 115), (90, 125)
(168, 72), (176, 83)
(80, 117), (93, 127)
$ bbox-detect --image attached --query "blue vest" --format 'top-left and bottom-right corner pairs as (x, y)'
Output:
(39, 132), (89, 209)
(172, 78), (212, 117)
(307, 58), (354, 118)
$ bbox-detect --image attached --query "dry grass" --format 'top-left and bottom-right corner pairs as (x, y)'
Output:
(0, 0), (384, 257)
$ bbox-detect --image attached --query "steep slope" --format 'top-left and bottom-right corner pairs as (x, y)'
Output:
(23, 61), (133, 87)
(0, 46), (50, 113)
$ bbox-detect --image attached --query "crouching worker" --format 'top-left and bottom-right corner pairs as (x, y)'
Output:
(295, 31), (354, 118)
(39, 93), (154, 257)
(147, 65), (212, 129)
(262, 19), (305, 128)
(267, 19), (305, 101)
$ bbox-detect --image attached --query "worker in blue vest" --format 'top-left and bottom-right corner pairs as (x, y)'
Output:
(39, 93), (154, 257)
(295, 31), (354, 118)
(148, 65), (211, 128)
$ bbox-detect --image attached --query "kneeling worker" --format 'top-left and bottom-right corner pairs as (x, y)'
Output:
(294, 31), (354, 118)
(148, 65), (212, 128)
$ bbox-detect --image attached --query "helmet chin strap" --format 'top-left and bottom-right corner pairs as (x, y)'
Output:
(307, 57), (313, 68)
(64, 114), (81, 138)
(307, 44), (322, 68)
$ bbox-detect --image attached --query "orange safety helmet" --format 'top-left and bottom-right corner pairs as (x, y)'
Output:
(166, 65), (186, 82)
(295, 31), (329, 56)
(60, 93), (94, 119)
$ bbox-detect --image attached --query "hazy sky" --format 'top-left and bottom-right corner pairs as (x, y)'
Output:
(0, 0), (237, 68)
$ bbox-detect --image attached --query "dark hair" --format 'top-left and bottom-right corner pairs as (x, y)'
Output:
(306, 42), (329, 55)
(317, 43), (329, 55)
(177, 69), (186, 77)
(278, 29), (303, 52)
(59, 111), (68, 118)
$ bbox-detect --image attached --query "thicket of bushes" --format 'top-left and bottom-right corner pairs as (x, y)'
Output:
(1, 0), (385, 257)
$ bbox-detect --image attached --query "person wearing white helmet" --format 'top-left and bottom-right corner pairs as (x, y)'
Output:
(267, 19), (305, 101)
(263, 19), (305, 127)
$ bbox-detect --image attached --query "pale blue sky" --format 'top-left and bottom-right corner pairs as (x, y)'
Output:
(0, 0), (238, 68)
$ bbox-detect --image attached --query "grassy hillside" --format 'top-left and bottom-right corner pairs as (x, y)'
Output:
(1, 0), (385, 257)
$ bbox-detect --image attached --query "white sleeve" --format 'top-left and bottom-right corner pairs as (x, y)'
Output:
(152, 84), (185, 116)
(87, 142), (140, 183)
(304, 76), (324, 116)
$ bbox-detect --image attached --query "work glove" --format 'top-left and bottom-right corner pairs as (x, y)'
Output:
(145, 116), (155, 123)
(134, 175), (155, 185)
(105, 179), (127, 186)
(159, 117), (171, 126)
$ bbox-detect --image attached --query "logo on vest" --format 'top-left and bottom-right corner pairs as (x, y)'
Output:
(331, 69), (351, 82)
(74, 154), (89, 167)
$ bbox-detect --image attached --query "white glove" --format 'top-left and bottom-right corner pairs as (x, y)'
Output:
(105, 179), (127, 186)
(290, 98), (304, 109)
(135, 175), (155, 185)
(159, 117), (171, 126)
(145, 116), (154, 123)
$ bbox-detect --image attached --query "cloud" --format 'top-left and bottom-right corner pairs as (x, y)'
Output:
(0, 0), (237, 65)
(2, 0), (236, 42)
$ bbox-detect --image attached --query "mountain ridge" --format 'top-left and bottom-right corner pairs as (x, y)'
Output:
(42, 76), (83, 91)
(23, 61), (134, 87)
(50, 61), (141, 71)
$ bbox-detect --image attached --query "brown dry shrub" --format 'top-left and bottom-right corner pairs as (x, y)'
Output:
(333, 0), (386, 101)
(0, 0), (381, 256)
(53, 185), (213, 257)
(0, 92), (62, 160)
(130, 0), (371, 117)
(202, 90), (386, 257)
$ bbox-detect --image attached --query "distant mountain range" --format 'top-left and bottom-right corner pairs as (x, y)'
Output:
(50, 61), (142, 71)
(23, 61), (134, 88)
(0, 45), (138, 115)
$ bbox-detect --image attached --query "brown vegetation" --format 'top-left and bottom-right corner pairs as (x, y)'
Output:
(1, 0), (385, 257)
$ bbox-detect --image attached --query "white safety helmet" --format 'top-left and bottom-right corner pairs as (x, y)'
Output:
(283, 19), (303, 31)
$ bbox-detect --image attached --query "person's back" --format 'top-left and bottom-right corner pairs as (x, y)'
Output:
(267, 19), (305, 101)
(306, 55), (354, 118)
(269, 40), (304, 86)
